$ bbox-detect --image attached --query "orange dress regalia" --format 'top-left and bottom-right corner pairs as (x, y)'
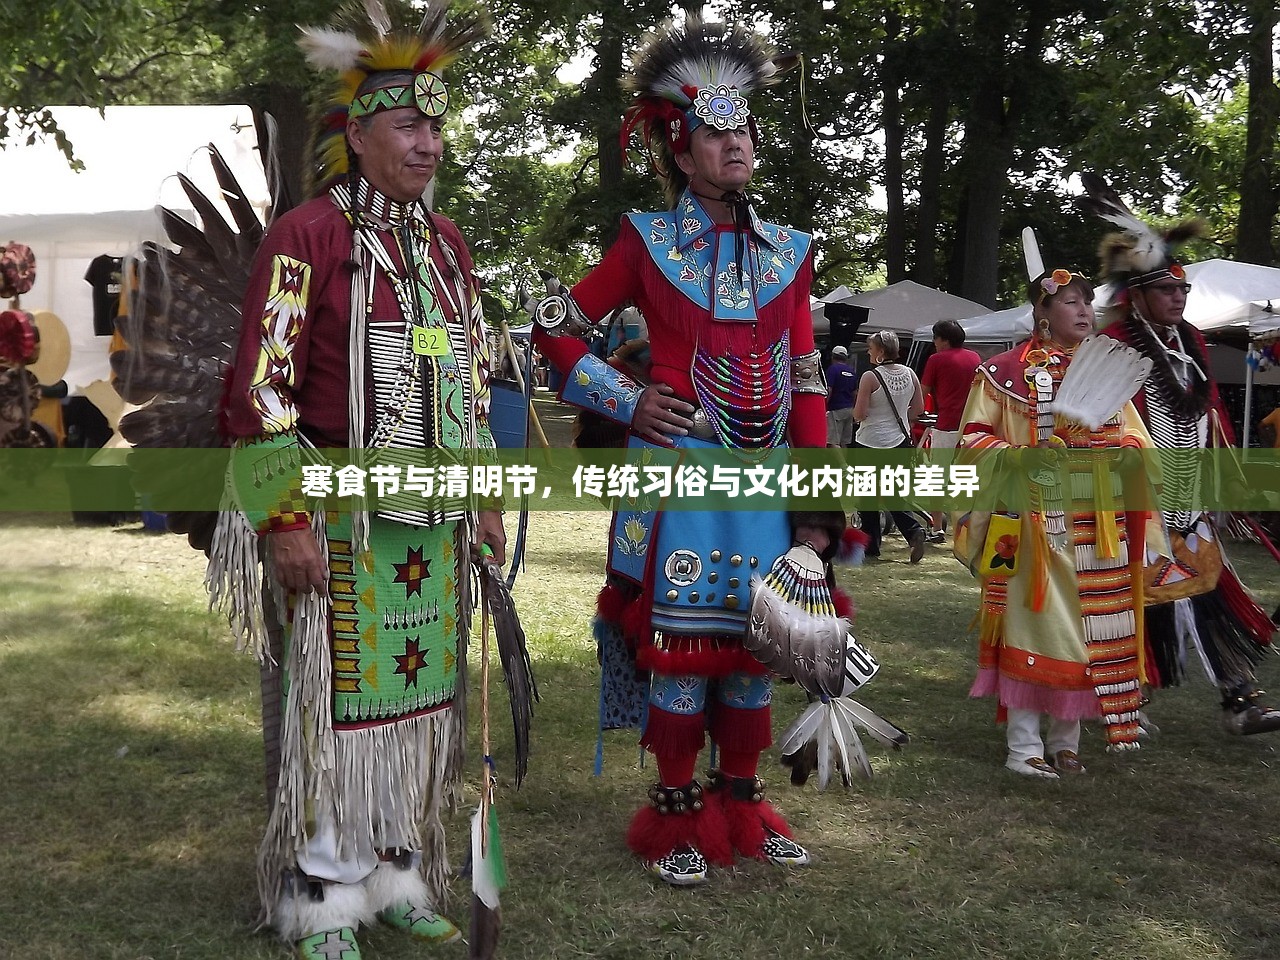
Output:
(955, 339), (1157, 750)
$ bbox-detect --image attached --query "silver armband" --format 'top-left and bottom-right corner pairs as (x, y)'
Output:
(520, 270), (596, 338)
(791, 349), (827, 395)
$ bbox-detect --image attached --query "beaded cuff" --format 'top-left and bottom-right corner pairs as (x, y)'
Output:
(559, 351), (644, 426)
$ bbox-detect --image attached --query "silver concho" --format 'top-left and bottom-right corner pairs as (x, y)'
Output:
(664, 549), (702, 587)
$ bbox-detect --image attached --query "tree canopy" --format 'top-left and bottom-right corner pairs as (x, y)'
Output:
(2, 0), (1275, 303)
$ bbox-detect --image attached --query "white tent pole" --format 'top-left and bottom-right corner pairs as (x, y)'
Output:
(1242, 349), (1255, 453)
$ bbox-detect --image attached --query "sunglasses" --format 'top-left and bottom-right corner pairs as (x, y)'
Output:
(1144, 282), (1192, 295)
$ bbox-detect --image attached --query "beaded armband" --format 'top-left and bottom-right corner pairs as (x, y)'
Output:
(559, 351), (644, 426)
(790, 349), (827, 395)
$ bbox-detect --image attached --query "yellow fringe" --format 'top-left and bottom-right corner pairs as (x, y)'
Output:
(1092, 458), (1120, 559)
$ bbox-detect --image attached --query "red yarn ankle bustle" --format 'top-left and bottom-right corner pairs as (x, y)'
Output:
(832, 584), (856, 621)
(710, 702), (773, 754)
(626, 799), (734, 867)
(639, 706), (706, 756)
(706, 791), (794, 860)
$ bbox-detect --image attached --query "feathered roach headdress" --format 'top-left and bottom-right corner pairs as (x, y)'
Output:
(1076, 172), (1205, 290)
(620, 11), (797, 202)
(298, 0), (488, 196)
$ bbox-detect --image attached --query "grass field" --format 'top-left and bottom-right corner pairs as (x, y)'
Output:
(2, 505), (1279, 960)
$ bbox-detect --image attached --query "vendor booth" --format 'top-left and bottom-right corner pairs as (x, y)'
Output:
(0, 105), (270, 395)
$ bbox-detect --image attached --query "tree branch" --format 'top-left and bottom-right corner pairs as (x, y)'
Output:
(99, 51), (179, 84)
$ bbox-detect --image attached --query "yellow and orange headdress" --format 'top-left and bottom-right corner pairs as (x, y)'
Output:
(299, 0), (488, 195)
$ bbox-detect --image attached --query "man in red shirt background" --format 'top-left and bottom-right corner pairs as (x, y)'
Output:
(920, 319), (980, 535)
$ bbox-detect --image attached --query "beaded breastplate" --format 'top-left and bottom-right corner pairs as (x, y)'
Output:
(624, 190), (810, 323)
(691, 335), (791, 449)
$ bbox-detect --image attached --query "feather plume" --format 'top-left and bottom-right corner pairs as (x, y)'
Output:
(364, 0), (392, 36)
(114, 122), (294, 554)
(1077, 172), (1207, 280)
(297, 26), (367, 72)
(467, 799), (504, 960)
(626, 14), (783, 105)
(1050, 334), (1153, 431)
(779, 697), (909, 789)
(1021, 226), (1045, 283)
(478, 556), (538, 787)
(1077, 172), (1164, 268)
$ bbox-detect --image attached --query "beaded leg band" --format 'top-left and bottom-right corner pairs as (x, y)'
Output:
(706, 771), (765, 802)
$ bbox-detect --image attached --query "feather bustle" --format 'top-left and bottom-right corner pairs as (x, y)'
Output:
(1050, 335), (1152, 431)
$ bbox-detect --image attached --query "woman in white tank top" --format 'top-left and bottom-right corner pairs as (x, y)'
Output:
(851, 331), (925, 560)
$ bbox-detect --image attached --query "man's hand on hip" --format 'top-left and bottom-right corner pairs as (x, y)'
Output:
(633, 383), (695, 446)
(268, 527), (328, 595)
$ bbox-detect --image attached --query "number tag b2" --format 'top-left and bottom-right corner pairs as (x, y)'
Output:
(412, 327), (450, 357)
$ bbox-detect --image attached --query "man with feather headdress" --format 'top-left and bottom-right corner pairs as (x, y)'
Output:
(1083, 174), (1280, 737)
(530, 13), (832, 885)
(216, 2), (502, 957)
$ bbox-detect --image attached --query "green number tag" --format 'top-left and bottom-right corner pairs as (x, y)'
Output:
(412, 327), (450, 357)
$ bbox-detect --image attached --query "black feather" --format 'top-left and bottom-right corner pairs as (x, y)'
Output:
(115, 126), (296, 554)
(479, 558), (538, 787)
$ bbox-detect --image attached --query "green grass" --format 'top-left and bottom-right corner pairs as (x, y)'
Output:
(3, 509), (1280, 960)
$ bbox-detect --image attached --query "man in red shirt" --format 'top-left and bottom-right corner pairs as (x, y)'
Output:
(920, 319), (980, 533)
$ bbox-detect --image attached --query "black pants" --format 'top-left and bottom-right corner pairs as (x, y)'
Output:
(853, 438), (922, 555)
(859, 508), (923, 556)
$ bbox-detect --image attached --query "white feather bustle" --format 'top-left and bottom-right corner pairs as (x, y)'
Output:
(1049, 334), (1153, 431)
(745, 575), (846, 698)
(363, 858), (431, 915)
(298, 27), (367, 73)
(274, 879), (371, 943)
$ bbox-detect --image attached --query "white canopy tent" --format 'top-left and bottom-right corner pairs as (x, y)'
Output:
(0, 105), (270, 392)
(908, 303), (1034, 365)
(830, 280), (988, 337)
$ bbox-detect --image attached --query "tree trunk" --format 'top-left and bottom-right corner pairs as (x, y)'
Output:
(882, 10), (906, 284)
(247, 82), (311, 207)
(911, 81), (950, 288)
(1236, 0), (1278, 265)
(955, 84), (1011, 308)
(910, 2), (959, 288)
(951, 0), (1047, 306)
(593, 9), (627, 247)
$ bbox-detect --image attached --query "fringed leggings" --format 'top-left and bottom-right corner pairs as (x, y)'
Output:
(640, 670), (774, 785)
